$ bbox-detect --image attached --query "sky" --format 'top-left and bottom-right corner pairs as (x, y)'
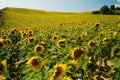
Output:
(0, 0), (119, 12)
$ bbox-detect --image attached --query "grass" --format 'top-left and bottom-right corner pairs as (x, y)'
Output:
(0, 7), (120, 80)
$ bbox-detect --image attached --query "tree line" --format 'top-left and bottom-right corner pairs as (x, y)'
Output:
(93, 5), (120, 15)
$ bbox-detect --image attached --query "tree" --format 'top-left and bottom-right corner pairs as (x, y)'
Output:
(100, 5), (110, 14)
(111, 5), (115, 10)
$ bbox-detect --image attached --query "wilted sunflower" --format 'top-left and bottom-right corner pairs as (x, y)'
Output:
(0, 75), (6, 80)
(52, 35), (59, 40)
(0, 38), (4, 49)
(88, 40), (97, 48)
(71, 47), (87, 59)
(57, 39), (67, 48)
(0, 59), (7, 73)
(34, 45), (45, 54)
(26, 57), (47, 71)
(28, 37), (36, 44)
(50, 64), (67, 80)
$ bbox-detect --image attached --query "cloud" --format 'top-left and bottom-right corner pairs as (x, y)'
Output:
(115, 0), (120, 7)
(117, 0), (120, 3)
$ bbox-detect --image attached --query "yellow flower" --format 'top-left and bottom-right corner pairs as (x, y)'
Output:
(95, 22), (100, 27)
(0, 38), (4, 48)
(52, 35), (59, 40)
(21, 32), (27, 38)
(34, 45), (45, 54)
(88, 40), (97, 48)
(28, 37), (36, 44)
(26, 57), (47, 71)
(50, 64), (67, 80)
(103, 38), (111, 44)
(77, 35), (82, 42)
(57, 39), (67, 48)
(0, 59), (7, 72)
(71, 47), (87, 59)
(0, 75), (6, 80)
(11, 28), (18, 35)
(6, 39), (12, 45)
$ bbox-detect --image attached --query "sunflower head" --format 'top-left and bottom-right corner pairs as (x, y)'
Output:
(6, 39), (12, 45)
(57, 39), (67, 48)
(88, 40), (97, 48)
(22, 32), (27, 38)
(34, 45), (45, 54)
(11, 28), (18, 35)
(28, 30), (33, 36)
(77, 35), (82, 42)
(26, 57), (47, 71)
(52, 35), (59, 40)
(28, 37), (36, 44)
(50, 64), (67, 80)
(95, 22), (100, 27)
(103, 38), (111, 44)
(71, 47), (87, 59)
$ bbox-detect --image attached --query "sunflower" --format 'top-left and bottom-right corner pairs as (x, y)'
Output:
(52, 35), (59, 40)
(28, 37), (36, 44)
(77, 35), (82, 42)
(95, 22), (100, 27)
(34, 45), (45, 54)
(28, 30), (33, 36)
(103, 38), (111, 44)
(0, 59), (7, 73)
(50, 64), (67, 80)
(71, 47), (87, 59)
(57, 39), (67, 48)
(88, 40), (97, 48)
(11, 28), (18, 35)
(0, 38), (4, 49)
(26, 57), (47, 71)
(6, 39), (12, 45)
(21, 32), (27, 38)
(99, 32), (104, 38)
(0, 75), (6, 80)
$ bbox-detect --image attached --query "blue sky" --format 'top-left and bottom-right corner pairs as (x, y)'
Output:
(0, 0), (118, 12)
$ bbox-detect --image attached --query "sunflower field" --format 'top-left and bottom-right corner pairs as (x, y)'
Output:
(0, 7), (120, 80)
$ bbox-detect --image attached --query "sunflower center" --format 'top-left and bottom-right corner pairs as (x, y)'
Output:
(59, 41), (65, 45)
(90, 42), (96, 47)
(54, 36), (57, 40)
(74, 48), (85, 58)
(29, 38), (34, 43)
(36, 46), (42, 52)
(54, 67), (62, 78)
(31, 59), (39, 66)
(0, 42), (4, 48)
